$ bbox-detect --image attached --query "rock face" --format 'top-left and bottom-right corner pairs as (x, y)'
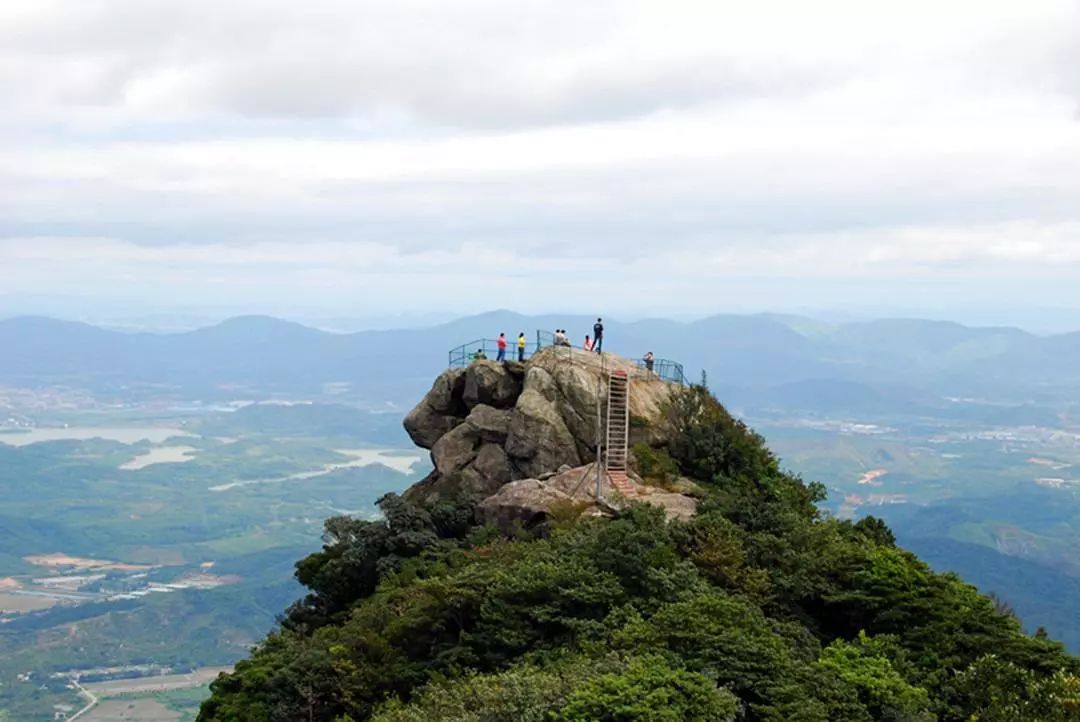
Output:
(505, 367), (582, 479)
(478, 464), (699, 532)
(403, 346), (695, 523)
(463, 361), (522, 409)
(403, 367), (468, 448)
(479, 478), (574, 528)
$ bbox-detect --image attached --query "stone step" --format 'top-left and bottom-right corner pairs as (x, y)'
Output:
(607, 470), (636, 498)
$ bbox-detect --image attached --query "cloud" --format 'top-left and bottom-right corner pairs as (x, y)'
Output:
(3, 0), (829, 127)
(9, 0), (1075, 128)
(3, 0), (1080, 318)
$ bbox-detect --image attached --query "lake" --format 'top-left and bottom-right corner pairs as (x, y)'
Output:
(0, 426), (194, 447)
(208, 448), (426, 491)
(120, 446), (199, 470)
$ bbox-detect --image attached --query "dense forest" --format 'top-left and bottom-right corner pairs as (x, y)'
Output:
(199, 386), (1080, 721)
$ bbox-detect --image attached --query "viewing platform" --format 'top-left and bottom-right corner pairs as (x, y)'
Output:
(447, 331), (688, 386)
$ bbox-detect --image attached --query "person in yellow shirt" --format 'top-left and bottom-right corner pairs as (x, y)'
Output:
(517, 332), (527, 362)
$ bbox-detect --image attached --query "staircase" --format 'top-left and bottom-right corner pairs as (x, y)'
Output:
(604, 370), (635, 497)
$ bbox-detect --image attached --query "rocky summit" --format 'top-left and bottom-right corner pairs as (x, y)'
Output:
(403, 346), (697, 529)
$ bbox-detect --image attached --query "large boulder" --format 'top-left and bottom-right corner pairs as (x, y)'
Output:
(463, 361), (521, 409)
(430, 423), (480, 475)
(404, 404), (461, 450)
(404, 368), (469, 449)
(548, 362), (602, 460)
(407, 439), (508, 503)
(530, 346), (676, 447)
(505, 368), (582, 478)
(478, 464), (699, 532)
(426, 367), (468, 414)
(464, 404), (512, 444)
(478, 478), (572, 529)
(470, 443), (514, 490)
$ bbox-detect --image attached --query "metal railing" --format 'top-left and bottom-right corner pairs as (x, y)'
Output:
(448, 338), (531, 367)
(632, 358), (688, 386)
(447, 333), (687, 385)
(533, 330), (688, 386)
(535, 329), (556, 351)
(534, 329), (575, 354)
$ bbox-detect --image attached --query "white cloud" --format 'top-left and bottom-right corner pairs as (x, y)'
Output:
(2, 0), (1080, 318)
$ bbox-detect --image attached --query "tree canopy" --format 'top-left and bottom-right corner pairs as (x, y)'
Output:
(199, 385), (1080, 722)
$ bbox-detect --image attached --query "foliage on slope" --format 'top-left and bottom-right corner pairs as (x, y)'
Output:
(198, 386), (1080, 721)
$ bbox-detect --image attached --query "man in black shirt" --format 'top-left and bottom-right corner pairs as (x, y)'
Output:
(593, 318), (604, 353)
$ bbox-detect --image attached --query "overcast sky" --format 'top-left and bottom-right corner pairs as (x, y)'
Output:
(3, 0), (1080, 326)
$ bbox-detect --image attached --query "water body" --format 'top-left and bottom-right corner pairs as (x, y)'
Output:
(209, 448), (425, 492)
(120, 446), (198, 470)
(0, 427), (194, 447)
(333, 449), (424, 474)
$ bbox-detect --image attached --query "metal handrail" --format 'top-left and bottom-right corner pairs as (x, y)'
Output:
(534, 330), (577, 359)
(447, 333), (686, 384)
(631, 358), (687, 386)
(448, 337), (531, 367)
(532, 331), (687, 385)
(535, 329), (554, 351)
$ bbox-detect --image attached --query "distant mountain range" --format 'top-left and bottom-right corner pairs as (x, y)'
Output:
(1, 311), (1077, 416)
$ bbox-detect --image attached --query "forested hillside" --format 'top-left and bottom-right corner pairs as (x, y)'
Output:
(198, 385), (1080, 721)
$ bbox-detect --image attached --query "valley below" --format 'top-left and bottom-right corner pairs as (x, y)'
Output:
(0, 391), (426, 721)
(752, 407), (1080, 651)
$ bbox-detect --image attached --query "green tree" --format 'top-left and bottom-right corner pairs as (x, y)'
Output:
(559, 655), (738, 722)
(817, 635), (934, 721)
(954, 655), (1080, 722)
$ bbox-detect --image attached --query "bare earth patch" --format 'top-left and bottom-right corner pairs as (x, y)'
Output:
(84, 667), (231, 696)
(82, 698), (181, 722)
(0, 592), (57, 613)
(857, 468), (888, 485)
(23, 554), (151, 572)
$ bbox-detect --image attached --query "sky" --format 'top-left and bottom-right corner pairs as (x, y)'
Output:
(3, 0), (1080, 328)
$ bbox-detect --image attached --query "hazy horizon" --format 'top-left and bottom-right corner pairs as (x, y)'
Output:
(6, 301), (1080, 336)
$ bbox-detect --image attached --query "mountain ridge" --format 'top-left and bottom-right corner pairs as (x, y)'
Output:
(2, 311), (1077, 411)
(0, 308), (1071, 382)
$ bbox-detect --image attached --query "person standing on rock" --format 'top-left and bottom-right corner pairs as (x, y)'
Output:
(496, 333), (507, 362)
(593, 318), (604, 353)
(644, 351), (655, 373)
(517, 332), (526, 362)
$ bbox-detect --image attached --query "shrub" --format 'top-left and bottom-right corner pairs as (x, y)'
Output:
(560, 655), (739, 722)
(632, 442), (679, 487)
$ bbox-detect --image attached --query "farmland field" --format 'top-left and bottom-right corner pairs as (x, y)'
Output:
(0, 400), (427, 720)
